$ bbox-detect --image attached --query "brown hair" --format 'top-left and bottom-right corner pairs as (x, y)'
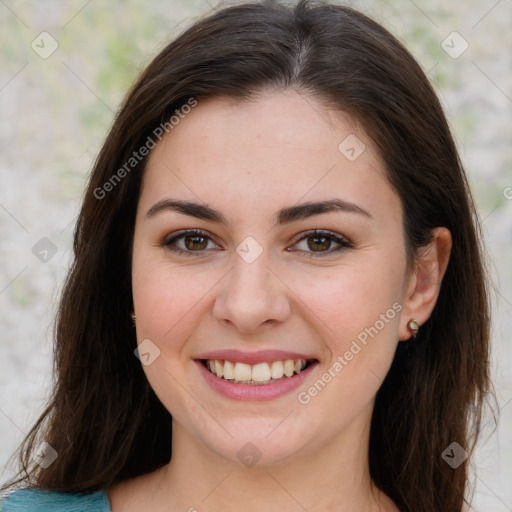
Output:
(2, 1), (493, 510)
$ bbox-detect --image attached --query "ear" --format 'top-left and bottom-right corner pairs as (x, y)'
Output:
(399, 227), (452, 341)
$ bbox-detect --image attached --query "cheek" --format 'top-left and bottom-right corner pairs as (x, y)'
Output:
(131, 255), (213, 414)
(132, 260), (212, 350)
(292, 262), (404, 424)
(291, 252), (405, 365)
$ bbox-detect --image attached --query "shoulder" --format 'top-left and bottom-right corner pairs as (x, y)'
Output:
(0, 487), (111, 512)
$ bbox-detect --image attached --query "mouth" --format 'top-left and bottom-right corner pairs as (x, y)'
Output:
(198, 358), (318, 385)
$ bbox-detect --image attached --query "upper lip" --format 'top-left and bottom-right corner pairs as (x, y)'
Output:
(195, 349), (318, 365)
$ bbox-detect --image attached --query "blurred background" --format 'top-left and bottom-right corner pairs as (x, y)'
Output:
(0, 0), (510, 509)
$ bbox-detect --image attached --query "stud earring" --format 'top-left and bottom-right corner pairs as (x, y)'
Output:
(130, 310), (136, 325)
(407, 318), (419, 338)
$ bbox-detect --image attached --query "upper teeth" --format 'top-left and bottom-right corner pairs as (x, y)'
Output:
(206, 359), (308, 383)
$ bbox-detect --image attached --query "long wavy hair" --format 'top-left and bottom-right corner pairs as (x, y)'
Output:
(2, 1), (493, 510)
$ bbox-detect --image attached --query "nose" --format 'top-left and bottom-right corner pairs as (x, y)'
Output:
(212, 250), (291, 335)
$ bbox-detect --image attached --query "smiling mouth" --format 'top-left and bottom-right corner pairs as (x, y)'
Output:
(200, 358), (317, 385)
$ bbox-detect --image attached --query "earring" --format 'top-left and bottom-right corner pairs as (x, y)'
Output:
(130, 310), (136, 325)
(407, 318), (419, 338)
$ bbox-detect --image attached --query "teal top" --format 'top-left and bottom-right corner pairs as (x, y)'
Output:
(0, 488), (111, 511)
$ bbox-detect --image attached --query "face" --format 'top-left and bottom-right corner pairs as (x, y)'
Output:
(131, 90), (411, 465)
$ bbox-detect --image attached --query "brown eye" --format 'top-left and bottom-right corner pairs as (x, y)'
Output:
(163, 229), (219, 256)
(184, 234), (208, 251)
(307, 235), (332, 252)
(291, 230), (353, 257)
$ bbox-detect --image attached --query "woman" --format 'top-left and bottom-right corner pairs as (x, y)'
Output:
(0, 0), (492, 510)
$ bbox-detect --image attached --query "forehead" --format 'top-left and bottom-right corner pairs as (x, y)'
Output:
(139, 90), (399, 223)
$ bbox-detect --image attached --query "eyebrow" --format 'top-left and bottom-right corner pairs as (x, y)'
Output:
(145, 198), (372, 225)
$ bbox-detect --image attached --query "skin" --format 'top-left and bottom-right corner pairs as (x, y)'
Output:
(109, 90), (452, 511)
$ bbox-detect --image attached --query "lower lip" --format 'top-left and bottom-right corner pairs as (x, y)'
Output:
(194, 360), (319, 402)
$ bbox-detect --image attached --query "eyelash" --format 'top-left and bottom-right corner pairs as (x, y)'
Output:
(162, 229), (353, 258)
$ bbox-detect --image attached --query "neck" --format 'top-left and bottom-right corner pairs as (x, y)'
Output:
(144, 402), (393, 512)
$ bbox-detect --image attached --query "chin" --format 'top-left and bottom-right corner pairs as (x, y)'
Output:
(191, 414), (321, 468)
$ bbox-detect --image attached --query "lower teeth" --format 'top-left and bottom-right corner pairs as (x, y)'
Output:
(205, 364), (309, 384)
(225, 377), (289, 385)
